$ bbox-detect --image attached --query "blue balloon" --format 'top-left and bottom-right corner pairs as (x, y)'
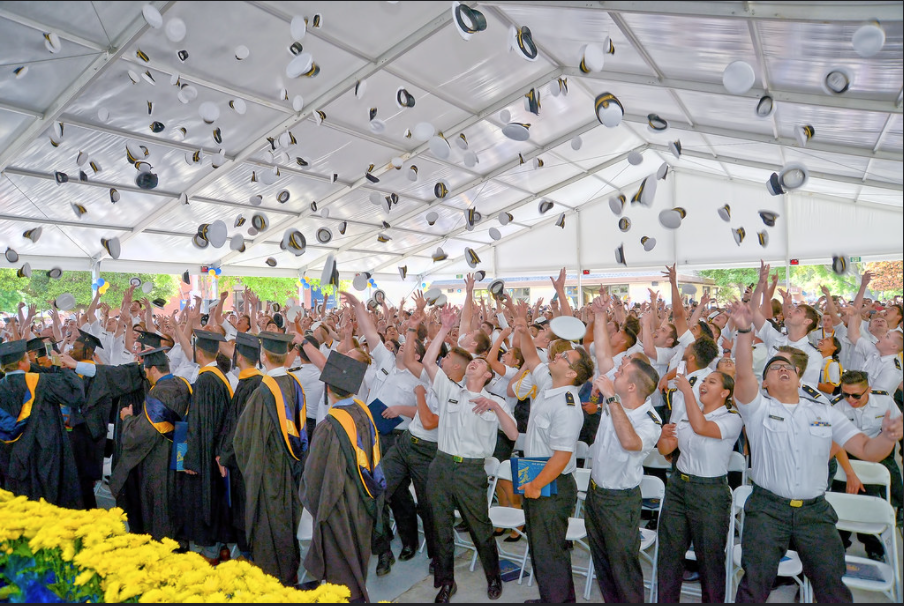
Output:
(422, 282), (427, 288)
(215, 268), (222, 276)
(97, 278), (105, 287)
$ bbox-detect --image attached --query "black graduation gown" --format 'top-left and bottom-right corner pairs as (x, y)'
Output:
(217, 371), (263, 552)
(110, 376), (191, 540)
(68, 363), (146, 508)
(179, 369), (232, 547)
(234, 374), (305, 585)
(301, 401), (378, 602)
(0, 370), (84, 508)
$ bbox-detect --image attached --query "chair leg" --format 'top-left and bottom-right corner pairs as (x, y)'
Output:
(469, 549), (478, 572)
(583, 558), (594, 601)
(519, 542), (531, 586)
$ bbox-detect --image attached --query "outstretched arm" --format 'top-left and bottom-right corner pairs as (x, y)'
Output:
(731, 302), (758, 405)
(424, 307), (456, 383)
(664, 264), (688, 336)
(591, 295), (614, 376)
(551, 268), (572, 318)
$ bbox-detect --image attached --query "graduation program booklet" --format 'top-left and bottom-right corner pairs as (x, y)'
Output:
(368, 398), (403, 435)
(169, 421), (188, 471)
(511, 457), (557, 497)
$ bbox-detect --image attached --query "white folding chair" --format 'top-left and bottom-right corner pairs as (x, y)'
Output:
(566, 516), (595, 598)
(575, 440), (592, 469)
(725, 486), (811, 603)
(479, 459), (530, 583)
(297, 508), (314, 583)
(643, 450), (672, 472)
(834, 460), (892, 504)
(573, 468), (592, 519)
(639, 475), (665, 603)
(453, 457), (500, 558)
(825, 492), (901, 602)
(728, 451), (748, 487)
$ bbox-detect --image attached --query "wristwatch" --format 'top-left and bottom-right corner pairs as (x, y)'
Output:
(605, 394), (621, 406)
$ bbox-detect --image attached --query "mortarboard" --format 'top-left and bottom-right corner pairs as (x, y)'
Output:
(77, 329), (104, 351)
(0, 340), (27, 365)
(194, 330), (225, 354)
(259, 331), (295, 355)
(235, 331), (261, 361)
(137, 347), (170, 368)
(320, 350), (367, 395)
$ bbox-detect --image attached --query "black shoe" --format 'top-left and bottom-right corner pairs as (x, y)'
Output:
(487, 576), (503, 600)
(454, 520), (468, 532)
(429, 559), (435, 575)
(435, 582), (456, 603)
(504, 534), (521, 543)
(866, 551), (885, 562)
(683, 570), (700, 582)
(565, 540), (574, 550)
(376, 551), (395, 577)
(399, 545), (417, 561)
(296, 580), (321, 591)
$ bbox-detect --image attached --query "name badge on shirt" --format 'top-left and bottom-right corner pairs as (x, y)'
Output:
(381, 368), (389, 376)
(449, 398), (459, 404)
(768, 415), (785, 422)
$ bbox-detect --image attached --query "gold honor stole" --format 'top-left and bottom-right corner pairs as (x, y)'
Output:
(0, 373), (39, 443)
(328, 399), (385, 498)
(144, 376), (193, 440)
(198, 366), (234, 398)
(262, 374), (307, 460)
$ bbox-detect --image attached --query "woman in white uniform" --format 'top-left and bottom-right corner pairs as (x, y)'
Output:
(656, 371), (744, 603)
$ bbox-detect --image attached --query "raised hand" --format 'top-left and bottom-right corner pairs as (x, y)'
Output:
(550, 267), (566, 292)
(662, 264), (676, 284)
(730, 300), (753, 331)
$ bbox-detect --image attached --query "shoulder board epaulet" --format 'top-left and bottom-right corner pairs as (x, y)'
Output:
(727, 409), (739, 414)
(647, 410), (662, 426)
(894, 358), (901, 370)
(688, 376), (698, 387)
(809, 342), (819, 349)
(565, 392), (575, 406)
(871, 390), (889, 396)
(830, 394), (844, 405)
(801, 385), (822, 401)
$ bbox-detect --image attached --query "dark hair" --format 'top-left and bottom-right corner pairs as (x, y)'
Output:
(712, 371), (735, 409)
(826, 336), (841, 361)
(624, 316), (641, 338)
(570, 347), (595, 386)
(149, 359), (171, 374)
(621, 326), (638, 349)
(690, 337), (719, 368)
(627, 358), (660, 400)
(697, 320), (714, 340)
(449, 346), (473, 366)
(662, 323), (678, 348)
(216, 351), (232, 374)
(771, 299), (783, 316)
(411, 338), (426, 362)
(888, 304), (903, 326)
(776, 345), (808, 375)
(473, 331), (491, 356)
(800, 304), (820, 334)
(840, 370), (869, 386)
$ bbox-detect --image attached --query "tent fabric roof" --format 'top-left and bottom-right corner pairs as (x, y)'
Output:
(0, 1), (901, 282)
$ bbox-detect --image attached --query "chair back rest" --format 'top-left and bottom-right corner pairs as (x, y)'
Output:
(729, 485), (753, 544)
(643, 450), (672, 470)
(835, 460), (892, 502)
(484, 456), (500, 478)
(640, 475), (666, 514)
(728, 451), (747, 486)
(825, 492), (895, 529)
(573, 468), (592, 493)
(575, 440), (591, 459)
(497, 459), (513, 482)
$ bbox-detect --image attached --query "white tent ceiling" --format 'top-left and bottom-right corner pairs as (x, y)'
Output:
(0, 1), (901, 282)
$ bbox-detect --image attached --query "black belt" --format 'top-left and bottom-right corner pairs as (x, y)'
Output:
(437, 451), (484, 465)
(752, 484), (824, 508)
(677, 472), (727, 485)
(406, 430), (437, 447)
(589, 478), (638, 494)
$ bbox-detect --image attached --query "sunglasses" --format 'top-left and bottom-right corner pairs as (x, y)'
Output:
(841, 391), (866, 400)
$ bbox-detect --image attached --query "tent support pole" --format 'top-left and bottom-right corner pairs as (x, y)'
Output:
(576, 210), (583, 307)
(784, 192), (792, 289)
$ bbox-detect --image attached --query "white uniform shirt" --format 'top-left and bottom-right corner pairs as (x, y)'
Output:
(524, 364), (584, 475)
(667, 330), (697, 375)
(837, 319), (878, 372)
(407, 370), (439, 442)
(431, 369), (513, 459)
(291, 364), (325, 422)
(513, 366), (539, 401)
(833, 391), (901, 439)
(757, 323), (823, 386)
(365, 342), (421, 431)
(853, 339), (903, 394)
(671, 401), (744, 478)
(667, 367), (712, 415)
(487, 365), (520, 410)
(589, 399), (662, 490)
(737, 392), (860, 500)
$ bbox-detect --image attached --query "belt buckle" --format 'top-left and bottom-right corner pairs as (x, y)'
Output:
(453, 455), (463, 463)
(411, 436), (419, 444)
(680, 474), (690, 482)
(790, 499), (803, 508)
(590, 479), (597, 491)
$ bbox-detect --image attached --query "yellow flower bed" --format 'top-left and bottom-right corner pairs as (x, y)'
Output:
(0, 489), (348, 603)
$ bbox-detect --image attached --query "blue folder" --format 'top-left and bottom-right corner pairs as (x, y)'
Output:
(169, 421), (188, 471)
(510, 457), (557, 497)
(368, 399), (403, 435)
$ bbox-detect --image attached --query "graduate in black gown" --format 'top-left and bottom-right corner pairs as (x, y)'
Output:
(179, 330), (233, 563)
(234, 332), (307, 585)
(0, 340), (84, 508)
(68, 329), (146, 509)
(217, 331), (263, 557)
(302, 351), (383, 602)
(110, 347), (191, 540)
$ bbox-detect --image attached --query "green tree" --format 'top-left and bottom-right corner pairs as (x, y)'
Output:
(700, 263), (869, 303)
(217, 275), (354, 302)
(863, 260), (903, 297)
(0, 269), (179, 312)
